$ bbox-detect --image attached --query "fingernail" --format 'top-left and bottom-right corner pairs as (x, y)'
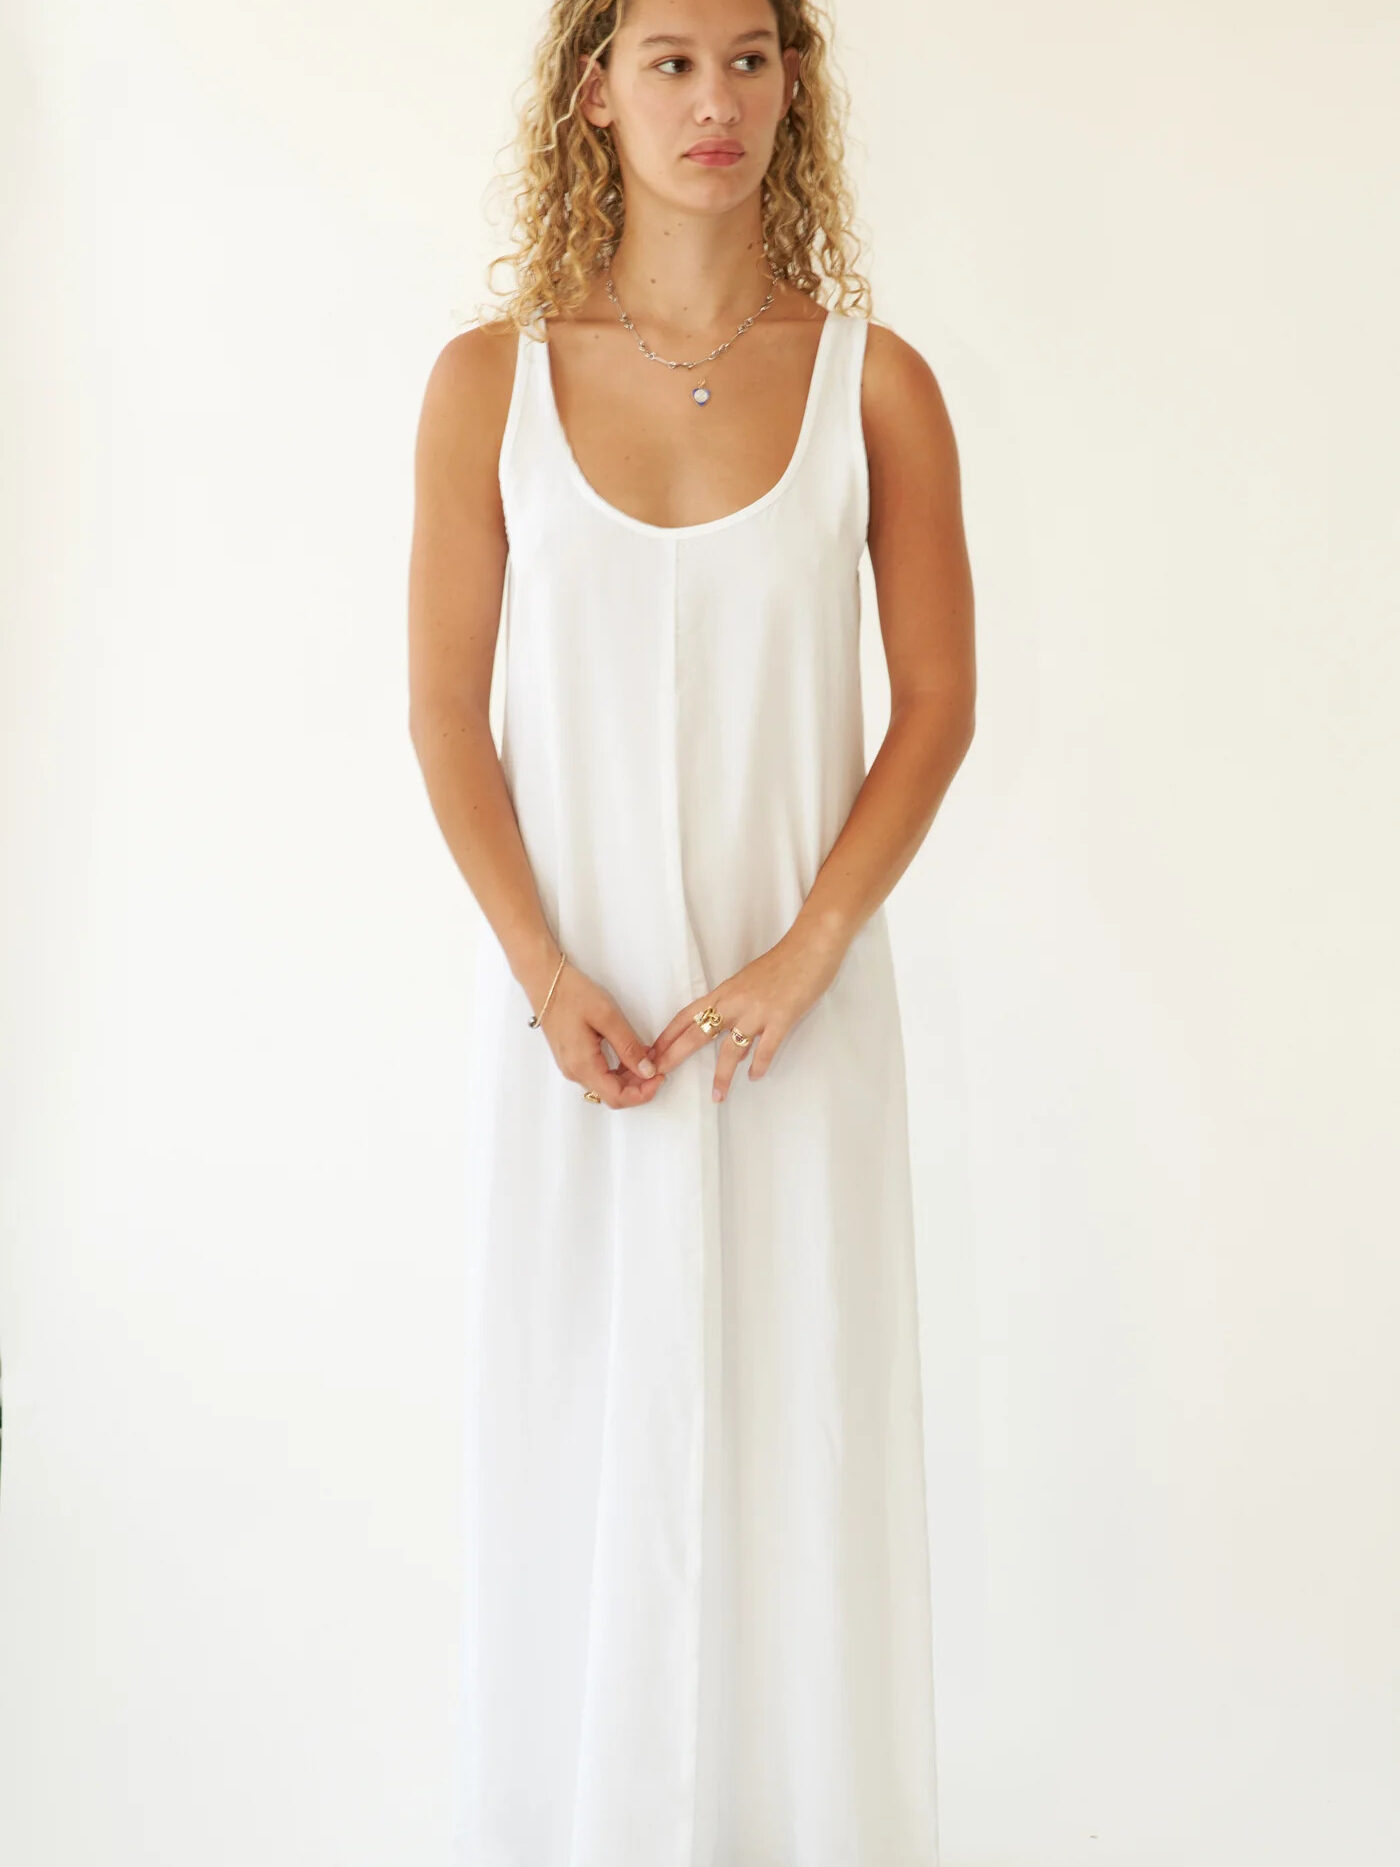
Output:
(637, 1058), (656, 1077)
(712, 1086), (724, 1102)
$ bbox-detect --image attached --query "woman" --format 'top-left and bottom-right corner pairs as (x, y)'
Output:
(408, 1), (975, 1862)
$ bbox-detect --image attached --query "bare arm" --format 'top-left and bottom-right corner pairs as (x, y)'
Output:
(407, 323), (663, 1107)
(645, 321), (976, 1091)
(407, 322), (562, 1014)
(788, 319), (977, 956)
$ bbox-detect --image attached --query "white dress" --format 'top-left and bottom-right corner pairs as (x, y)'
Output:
(450, 306), (940, 1867)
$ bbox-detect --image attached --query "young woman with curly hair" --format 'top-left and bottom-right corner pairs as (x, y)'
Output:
(408, 2), (975, 1861)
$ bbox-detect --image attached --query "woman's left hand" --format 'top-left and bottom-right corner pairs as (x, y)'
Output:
(645, 926), (849, 1101)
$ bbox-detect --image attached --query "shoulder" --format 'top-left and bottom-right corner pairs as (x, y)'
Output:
(857, 317), (962, 490)
(413, 318), (522, 500)
(859, 319), (957, 446)
(418, 317), (521, 416)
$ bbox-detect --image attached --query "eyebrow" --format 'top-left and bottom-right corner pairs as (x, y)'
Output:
(636, 29), (779, 48)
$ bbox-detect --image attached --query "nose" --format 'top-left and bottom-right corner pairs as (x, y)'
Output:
(692, 61), (742, 127)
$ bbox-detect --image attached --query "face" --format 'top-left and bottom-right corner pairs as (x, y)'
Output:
(580, 0), (801, 211)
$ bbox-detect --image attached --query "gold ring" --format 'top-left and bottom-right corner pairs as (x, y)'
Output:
(693, 1005), (723, 1036)
(729, 1026), (752, 1047)
(582, 1089), (602, 1103)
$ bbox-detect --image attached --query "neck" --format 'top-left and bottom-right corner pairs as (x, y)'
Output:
(605, 193), (774, 343)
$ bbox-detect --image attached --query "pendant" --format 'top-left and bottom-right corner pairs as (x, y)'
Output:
(691, 378), (711, 407)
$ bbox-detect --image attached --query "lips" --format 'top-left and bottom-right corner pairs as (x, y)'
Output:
(686, 141), (744, 163)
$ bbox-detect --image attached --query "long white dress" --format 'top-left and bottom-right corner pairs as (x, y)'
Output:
(450, 306), (940, 1867)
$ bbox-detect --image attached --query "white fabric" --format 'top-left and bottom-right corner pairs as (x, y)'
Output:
(451, 307), (940, 1867)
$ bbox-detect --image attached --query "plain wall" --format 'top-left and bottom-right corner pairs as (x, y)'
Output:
(2, 2), (1396, 1864)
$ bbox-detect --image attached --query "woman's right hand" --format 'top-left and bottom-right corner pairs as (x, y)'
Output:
(531, 958), (667, 1110)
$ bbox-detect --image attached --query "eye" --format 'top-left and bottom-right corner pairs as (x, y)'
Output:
(653, 53), (769, 76)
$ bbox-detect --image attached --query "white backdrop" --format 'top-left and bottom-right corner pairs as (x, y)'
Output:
(2, 3), (1397, 1864)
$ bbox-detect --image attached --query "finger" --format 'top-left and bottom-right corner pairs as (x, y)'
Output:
(650, 996), (735, 1074)
(710, 1029), (747, 1102)
(576, 1057), (627, 1108)
(650, 1019), (719, 1078)
(582, 1068), (662, 1110)
(580, 1043), (661, 1111)
(598, 1011), (661, 1084)
(597, 1033), (665, 1100)
(610, 1047), (669, 1100)
(745, 1025), (782, 1081)
(649, 1003), (702, 1061)
(607, 1065), (664, 1107)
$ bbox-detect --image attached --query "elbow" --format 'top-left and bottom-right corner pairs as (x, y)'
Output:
(408, 698), (491, 759)
(408, 703), (433, 760)
(946, 678), (977, 756)
(895, 685), (976, 753)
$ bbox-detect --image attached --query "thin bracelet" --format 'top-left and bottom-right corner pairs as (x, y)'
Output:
(528, 949), (567, 1028)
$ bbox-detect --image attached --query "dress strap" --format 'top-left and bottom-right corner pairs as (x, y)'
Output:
(808, 309), (871, 543)
(497, 316), (541, 498)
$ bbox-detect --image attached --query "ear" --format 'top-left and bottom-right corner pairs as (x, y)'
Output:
(781, 45), (801, 110)
(577, 51), (612, 130)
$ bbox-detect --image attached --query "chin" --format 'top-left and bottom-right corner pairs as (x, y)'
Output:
(678, 162), (757, 194)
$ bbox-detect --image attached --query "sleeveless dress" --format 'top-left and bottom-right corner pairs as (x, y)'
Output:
(450, 306), (940, 1867)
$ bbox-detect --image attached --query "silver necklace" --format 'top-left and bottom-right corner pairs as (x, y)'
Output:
(604, 272), (777, 407)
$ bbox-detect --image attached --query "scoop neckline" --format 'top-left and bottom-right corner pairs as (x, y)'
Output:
(536, 305), (838, 540)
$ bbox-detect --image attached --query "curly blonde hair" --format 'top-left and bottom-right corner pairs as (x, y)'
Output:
(478, 0), (871, 333)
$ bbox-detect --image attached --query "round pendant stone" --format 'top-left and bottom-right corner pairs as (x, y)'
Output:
(692, 385), (711, 406)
